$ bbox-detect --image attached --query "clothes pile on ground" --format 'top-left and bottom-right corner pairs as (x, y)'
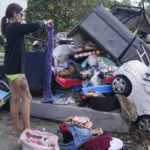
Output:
(57, 116), (127, 150)
(19, 116), (129, 150)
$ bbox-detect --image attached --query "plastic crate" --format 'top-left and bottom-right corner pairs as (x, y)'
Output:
(56, 76), (82, 88)
(82, 85), (112, 94)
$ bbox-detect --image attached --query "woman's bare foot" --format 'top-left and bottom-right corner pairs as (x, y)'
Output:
(12, 126), (24, 134)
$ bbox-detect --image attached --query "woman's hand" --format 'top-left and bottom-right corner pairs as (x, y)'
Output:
(44, 20), (54, 28)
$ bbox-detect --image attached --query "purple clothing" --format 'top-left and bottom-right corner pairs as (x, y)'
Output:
(43, 27), (53, 99)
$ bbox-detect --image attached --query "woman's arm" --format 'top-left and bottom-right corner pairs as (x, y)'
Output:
(16, 20), (53, 36)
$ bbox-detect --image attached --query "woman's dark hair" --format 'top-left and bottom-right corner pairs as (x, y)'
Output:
(1, 3), (23, 35)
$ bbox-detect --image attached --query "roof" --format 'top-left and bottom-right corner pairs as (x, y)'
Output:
(111, 4), (150, 33)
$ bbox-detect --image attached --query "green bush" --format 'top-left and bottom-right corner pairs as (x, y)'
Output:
(0, 46), (4, 53)
(25, 0), (114, 38)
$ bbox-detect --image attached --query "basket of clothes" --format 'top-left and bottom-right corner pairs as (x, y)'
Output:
(19, 129), (60, 150)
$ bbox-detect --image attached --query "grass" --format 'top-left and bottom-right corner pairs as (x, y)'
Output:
(0, 46), (4, 53)
(0, 46), (4, 64)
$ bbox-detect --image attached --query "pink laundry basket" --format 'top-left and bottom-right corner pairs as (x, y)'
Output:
(19, 129), (60, 150)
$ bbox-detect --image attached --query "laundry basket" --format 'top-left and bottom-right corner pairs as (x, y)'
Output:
(20, 129), (60, 150)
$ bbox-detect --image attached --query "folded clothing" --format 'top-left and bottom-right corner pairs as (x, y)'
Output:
(53, 98), (69, 105)
(64, 116), (93, 129)
(59, 125), (92, 150)
(84, 134), (112, 150)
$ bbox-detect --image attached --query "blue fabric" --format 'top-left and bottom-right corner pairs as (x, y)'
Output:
(63, 62), (69, 69)
(59, 141), (76, 150)
(0, 90), (10, 100)
(41, 93), (63, 103)
(59, 126), (92, 150)
(43, 27), (53, 99)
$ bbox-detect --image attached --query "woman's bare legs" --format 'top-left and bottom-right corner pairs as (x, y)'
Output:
(8, 74), (32, 134)
(17, 74), (32, 129)
(9, 78), (23, 134)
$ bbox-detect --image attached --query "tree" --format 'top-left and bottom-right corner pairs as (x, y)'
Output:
(25, 0), (114, 38)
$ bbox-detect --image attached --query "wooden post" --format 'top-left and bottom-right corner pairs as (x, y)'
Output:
(133, 29), (138, 36)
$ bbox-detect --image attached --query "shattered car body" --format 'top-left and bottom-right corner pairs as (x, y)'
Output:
(112, 60), (150, 131)
(112, 60), (150, 116)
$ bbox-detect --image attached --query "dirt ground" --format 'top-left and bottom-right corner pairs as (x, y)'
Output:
(0, 108), (149, 150)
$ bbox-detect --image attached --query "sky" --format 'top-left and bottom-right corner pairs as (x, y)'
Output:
(117, 0), (149, 7)
(0, 0), (27, 22)
(117, 0), (141, 5)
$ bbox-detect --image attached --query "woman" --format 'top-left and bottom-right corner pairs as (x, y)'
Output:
(1, 3), (53, 134)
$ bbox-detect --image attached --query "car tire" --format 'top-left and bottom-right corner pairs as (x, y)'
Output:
(111, 75), (132, 96)
(136, 115), (150, 132)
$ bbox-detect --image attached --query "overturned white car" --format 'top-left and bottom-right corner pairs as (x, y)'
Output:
(111, 60), (150, 131)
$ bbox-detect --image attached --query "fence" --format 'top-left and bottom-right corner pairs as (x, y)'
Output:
(0, 53), (4, 65)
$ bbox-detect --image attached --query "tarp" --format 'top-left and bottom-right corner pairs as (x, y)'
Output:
(111, 4), (150, 33)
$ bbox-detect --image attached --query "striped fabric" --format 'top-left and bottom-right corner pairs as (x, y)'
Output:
(74, 51), (96, 59)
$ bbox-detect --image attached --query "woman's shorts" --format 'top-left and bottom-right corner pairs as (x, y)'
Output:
(5, 73), (22, 81)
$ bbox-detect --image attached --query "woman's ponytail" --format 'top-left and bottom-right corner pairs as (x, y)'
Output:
(1, 16), (7, 35)
(1, 3), (23, 35)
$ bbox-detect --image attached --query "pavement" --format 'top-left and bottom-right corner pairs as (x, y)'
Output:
(0, 109), (60, 150)
(0, 108), (147, 150)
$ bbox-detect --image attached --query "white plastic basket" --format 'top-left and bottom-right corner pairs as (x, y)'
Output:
(20, 129), (59, 150)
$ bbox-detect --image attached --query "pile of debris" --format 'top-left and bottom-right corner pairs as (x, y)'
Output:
(47, 4), (150, 133)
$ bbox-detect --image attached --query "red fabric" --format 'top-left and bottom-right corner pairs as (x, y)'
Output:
(84, 134), (112, 150)
(59, 125), (69, 132)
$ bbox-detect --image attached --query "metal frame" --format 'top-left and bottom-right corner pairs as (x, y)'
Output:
(111, 4), (144, 25)
(111, 4), (144, 12)
(136, 44), (150, 65)
(24, 35), (46, 51)
(0, 80), (10, 91)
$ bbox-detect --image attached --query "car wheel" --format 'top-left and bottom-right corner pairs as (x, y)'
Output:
(111, 75), (132, 96)
(137, 115), (150, 132)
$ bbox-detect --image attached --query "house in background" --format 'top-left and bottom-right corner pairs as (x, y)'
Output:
(111, 4), (150, 42)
